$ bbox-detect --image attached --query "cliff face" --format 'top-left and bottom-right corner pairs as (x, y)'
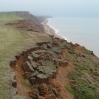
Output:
(6, 11), (46, 33)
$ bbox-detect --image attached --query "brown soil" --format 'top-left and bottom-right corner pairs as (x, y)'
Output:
(12, 57), (32, 99)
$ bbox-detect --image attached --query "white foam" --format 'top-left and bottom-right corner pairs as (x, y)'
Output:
(47, 18), (70, 42)
(47, 19), (59, 34)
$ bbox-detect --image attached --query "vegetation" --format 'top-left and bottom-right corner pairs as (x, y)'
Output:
(0, 12), (51, 99)
(67, 48), (99, 99)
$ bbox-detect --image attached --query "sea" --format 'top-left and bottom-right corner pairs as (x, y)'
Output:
(48, 17), (99, 58)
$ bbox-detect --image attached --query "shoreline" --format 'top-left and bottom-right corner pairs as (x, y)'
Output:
(42, 18), (63, 39)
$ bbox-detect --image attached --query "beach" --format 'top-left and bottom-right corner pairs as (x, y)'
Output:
(42, 18), (63, 39)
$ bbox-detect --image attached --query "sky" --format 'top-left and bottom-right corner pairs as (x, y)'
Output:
(0, 0), (99, 17)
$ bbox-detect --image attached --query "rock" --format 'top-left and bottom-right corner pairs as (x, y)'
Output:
(15, 54), (20, 60)
(12, 95), (26, 99)
(29, 89), (39, 99)
(65, 44), (72, 50)
(47, 43), (52, 48)
(24, 72), (32, 79)
(33, 46), (43, 51)
(30, 61), (38, 69)
(32, 71), (39, 77)
(37, 74), (47, 84)
(52, 88), (60, 97)
(10, 58), (17, 67)
(12, 80), (17, 88)
(45, 93), (56, 99)
(27, 55), (33, 60)
(37, 96), (45, 99)
(54, 59), (68, 67)
(34, 50), (46, 54)
(36, 42), (50, 46)
(31, 52), (40, 60)
(39, 83), (48, 96)
(68, 50), (75, 54)
(51, 70), (57, 78)
(11, 72), (16, 81)
(22, 61), (34, 72)
(29, 77), (36, 85)
(53, 40), (59, 45)
(36, 60), (43, 66)
(52, 48), (61, 54)
(42, 44), (47, 49)
(11, 88), (18, 96)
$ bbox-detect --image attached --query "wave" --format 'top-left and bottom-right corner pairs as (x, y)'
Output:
(47, 18), (70, 42)
(47, 18), (59, 34)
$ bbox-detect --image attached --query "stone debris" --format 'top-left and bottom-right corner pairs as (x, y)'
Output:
(10, 36), (72, 99)
(28, 55), (33, 60)
(47, 43), (52, 48)
(39, 83), (48, 96)
(30, 61), (38, 69)
(22, 61), (34, 72)
(54, 59), (68, 67)
(29, 89), (39, 99)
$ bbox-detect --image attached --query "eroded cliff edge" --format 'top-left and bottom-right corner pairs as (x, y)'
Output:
(7, 12), (99, 99)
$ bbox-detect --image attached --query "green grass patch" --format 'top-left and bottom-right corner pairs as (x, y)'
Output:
(0, 12), (52, 99)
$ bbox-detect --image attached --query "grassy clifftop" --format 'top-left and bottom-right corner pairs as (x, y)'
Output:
(0, 12), (51, 99)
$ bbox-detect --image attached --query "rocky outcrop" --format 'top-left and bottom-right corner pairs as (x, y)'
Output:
(10, 35), (77, 99)
(6, 20), (45, 33)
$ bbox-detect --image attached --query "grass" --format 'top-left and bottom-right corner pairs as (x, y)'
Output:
(66, 47), (99, 99)
(0, 12), (52, 99)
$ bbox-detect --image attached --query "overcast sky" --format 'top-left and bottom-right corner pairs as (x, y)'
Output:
(0, 0), (99, 17)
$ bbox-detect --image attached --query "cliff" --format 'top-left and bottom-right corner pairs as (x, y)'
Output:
(0, 11), (99, 99)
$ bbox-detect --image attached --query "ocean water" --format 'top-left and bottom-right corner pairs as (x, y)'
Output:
(49, 17), (99, 57)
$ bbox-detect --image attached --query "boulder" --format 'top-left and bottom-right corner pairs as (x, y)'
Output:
(29, 89), (39, 99)
(42, 44), (47, 49)
(31, 52), (40, 60)
(54, 59), (68, 67)
(32, 71), (39, 77)
(32, 46), (43, 51)
(52, 48), (61, 54)
(12, 80), (17, 88)
(45, 54), (52, 60)
(22, 61), (34, 72)
(39, 83), (48, 96)
(12, 95), (26, 99)
(11, 88), (18, 96)
(45, 93), (56, 99)
(36, 42), (50, 46)
(10, 58), (17, 67)
(68, 50), (75, 54)
(30, 61), (38, 69)
(37, 96), (45, 99)
(24, 72), (32, 79)
(52, 88), (60, 97)
(65, 43), (72, 50)
(37, 74), (47, 84)
(52, 39), (59, 45)
(29, 77), (36, 85)
(36, 60), (43, 66)
(33, 50), (46, 54)
(47, 43), (53, 48)
(27, 55), (33, 60)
